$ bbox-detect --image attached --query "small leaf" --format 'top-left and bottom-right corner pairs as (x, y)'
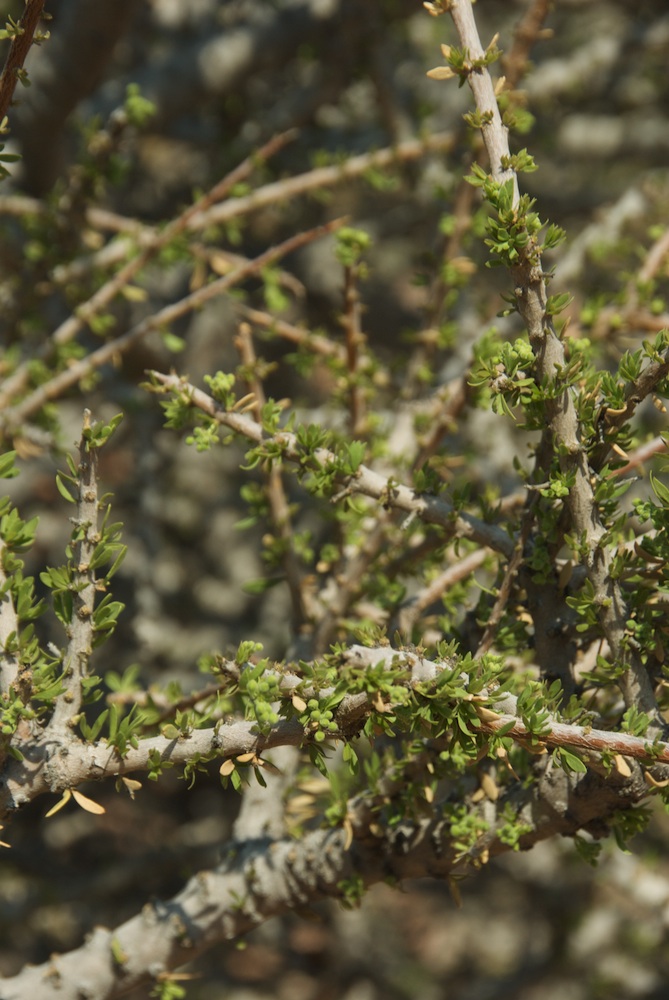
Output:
(480, 771), (500, 801)
(55, 473), (76, 504)
(219, 759), (235, 776)
(613, 754), (632, 778)
(559, 748), (587, 773)
(650, 472), (669, 507)
(257, 757), (282, 776)
(292, 694), (307, 713)
(121, 777), (142, 799)
(72, 789), (106, 815)
(45, 789), (72, 818)
(427, 66), (455, 80)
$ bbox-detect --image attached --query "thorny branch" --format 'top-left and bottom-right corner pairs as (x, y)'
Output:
(0, 640), (666, 999)
(148, 370), (516, 559)
(50, 411), (99, 728)
(446, 0), (663, 728)
(4, 641), (669, 831)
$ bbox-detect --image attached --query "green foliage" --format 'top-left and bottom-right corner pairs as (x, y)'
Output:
(334, 227), (372, 267)
(124, 84), (156, 128)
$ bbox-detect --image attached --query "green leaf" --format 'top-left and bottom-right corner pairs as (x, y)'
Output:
(0, 452), (18, 480)
(55, 473), (76, 504)
(557, 747), (587, 773)
(650, 472), (669, 507)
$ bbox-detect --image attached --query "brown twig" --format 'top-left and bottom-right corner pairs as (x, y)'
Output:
(0, 218), (347, 431)
(0, 0), (47, 124)
(0, 132), (457, 265)
(235, 304), (345, 361)
(0, 539), (20, 694)
(613, 434), (668, 477)
(395, 547), (489, 636)
(502, 0), (552, 91)
(341, 260), (367, 436)
(0, 131), (297, 410)
(475, 495), (537, 658)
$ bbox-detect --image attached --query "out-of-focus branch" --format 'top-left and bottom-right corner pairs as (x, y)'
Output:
(13, 0), (137, 194)
(502, 0), (552, 90)
(235, 322), (310, 633)
(0, 131), (456, 262)
(393, 547), (488, 635)
(0, 131), (295, 409)
(0, 218), (346, 431)
(236, 304), (345, 361)
(0, 0), (47, 124)
(0, 540), (20, 694)
(614, 435), (668, 477)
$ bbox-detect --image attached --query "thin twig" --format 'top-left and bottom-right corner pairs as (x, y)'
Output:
(613, 434), (668, 477)
(475, 494), (538, 658)
(395, 548), (489, 636)
(0, 131), (296, 410)
(341, 260), (367, 436)
(149, 371), (517, 559)
(0, 218), (347, 431)
(235, 322), (309, 633)
(235, 304), (345, 361)
(0, 540), (20, 694)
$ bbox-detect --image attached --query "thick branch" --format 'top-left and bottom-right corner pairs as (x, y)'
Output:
(7, 642), (668, 821)
(0, 726), (655, 1000)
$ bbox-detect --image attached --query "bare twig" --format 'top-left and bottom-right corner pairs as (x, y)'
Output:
(341, 260), (367, 436)
(235, 322), (309, 633)
(0, 132), (457, 276)
(0, 131), (296, 409)
(613, 434), (668, 477)
(502, 0), (552, 90)
(236, 304), (345, 361)
(475, 494), (538, 658)
(0, 218), (347, 431)
(394, 547), (489, 636)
